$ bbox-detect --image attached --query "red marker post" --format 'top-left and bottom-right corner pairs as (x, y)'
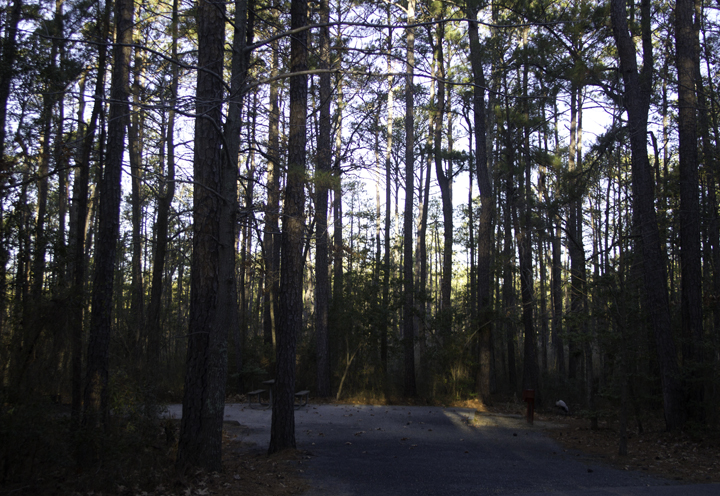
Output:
(523, 389), (535, 424)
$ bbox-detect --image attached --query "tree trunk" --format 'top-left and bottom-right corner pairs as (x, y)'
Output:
(0, 0), (23, 331)
(676, 0), (704, 420)
(550, 95), (565, 378)
(332, 71), (344, 308)
(416, 130), (431, 374)
(551, 219), (565, 376)
(68, 2), (110, 428)
(31, 76), (55, 300)
(567, 84), (584, 381)
(467, 0), (493, 403)
(433, 13), (452, 333)
(699, 20), (720, 371)
(263, 0), (281, 355)
(146, 0), (179, 381)
(315, 0), (331, 398)
(83, 0), (133, 430)
(519, 62), (539, 396)
(176, 0), (231, 472)
(12, 0), (64, 394)
(269, 0), (307, 454)
(128, 46), (145, 355)
(539, 225), (548, 376)
(402, 0), (417, 397)
(0, 0), (22, 157)
(502, 180), (517, 391)
(611, 0), (685, 430)
(381, 20), (394, 377)
(466, 113), (477, 335)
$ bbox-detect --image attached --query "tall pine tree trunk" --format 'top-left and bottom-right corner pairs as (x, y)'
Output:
(381, 20), (394, 377)
(176, 0), (233, 472)
(146, 0), (179, 382)
(402, 0), (417, 397)
(263, 0), (281, 354)
(83, 0), (133, 430)
(315, 0), (331, 398)
(676, 0), (704, 420)
(467, 0), (493, 403)
(69, 2), (110, 428)
(566, 84), (585, 381)
(433, 12), (452, 333)
(611, 0), (685, 430)
(128, 47), (145, 355)
(269, 0), (307, 454)
(0, 0), (23, 333)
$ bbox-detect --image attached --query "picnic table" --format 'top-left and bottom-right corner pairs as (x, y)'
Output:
(246, 380), (310, 409)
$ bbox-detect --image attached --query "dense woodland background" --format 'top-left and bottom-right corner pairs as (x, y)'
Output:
(2, 0), (720, 479)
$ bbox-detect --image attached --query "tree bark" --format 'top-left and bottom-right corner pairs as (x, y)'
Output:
(403, 0), (417, 397)
(332, 70), (344, 310)
(315, 0), (331, 398)
(611, 0), (685, 430)
(676, 0), (704, 419)
(502, 177), (517, 391)
(381, 19), (394, 377)
(263, 0), (281, 355)
(0, 0), (23, 331)
(83, 0), (133, 429)
(467, 0), (493, 403)
(699, 15), (720, 370)
(68, 2), (110, 428)
(518, 62), (539, 396)
(567, 85), (584, 381)
(128, 45), (145, 354)
(433, 13), (452, 332)
(146, 0), (179, 381)
(269, 0), (307, 454)
(176, 0), (230, 472)
(416, 129), (431, 368)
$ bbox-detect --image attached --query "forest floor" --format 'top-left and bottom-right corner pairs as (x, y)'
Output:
(4, 397), (719, 495)
(478, 400), (720, 486)
(173, 396), (720, 496)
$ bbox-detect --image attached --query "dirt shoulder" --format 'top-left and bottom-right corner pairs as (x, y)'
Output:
(542, 415), (720, 485)
(473, 400), (720, 486)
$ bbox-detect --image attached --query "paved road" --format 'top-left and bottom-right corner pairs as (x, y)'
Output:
(165, 403), (720, 495)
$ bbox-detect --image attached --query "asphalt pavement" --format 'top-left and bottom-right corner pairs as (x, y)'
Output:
(164, 403), (720, 495)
